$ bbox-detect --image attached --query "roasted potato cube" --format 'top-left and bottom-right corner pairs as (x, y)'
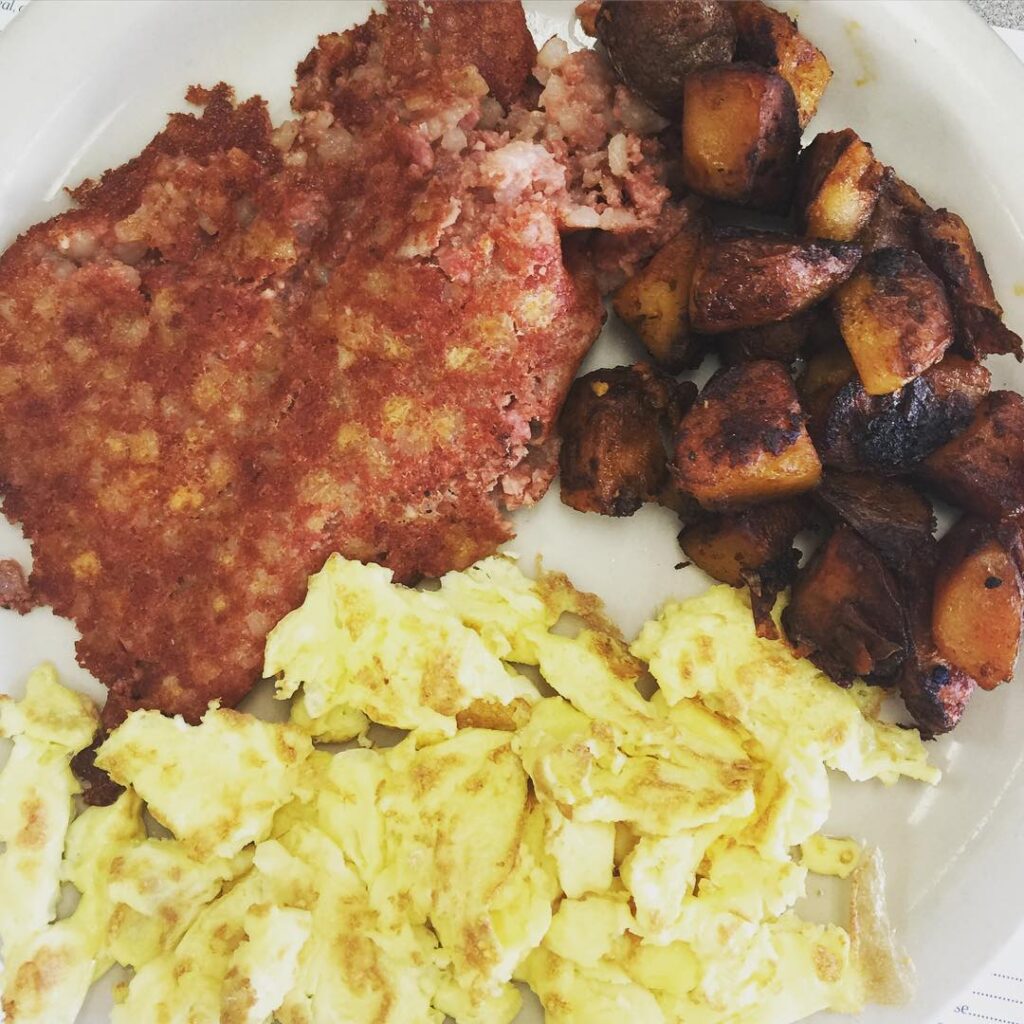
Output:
(915, 208), (1024, 361)
(730, 0), (832, 128)
(815, 471), (936, 572)
(932, 518), (1024, 690)
(859, 168), (930, 253)
(612, 200), (708, 370)
(807, 353), (990, 475)
(782, 526), (909, 685)
(559, 364), (694, 517)
(679, 498), (807, 637)
(921, 391), (1024, 520)
(833, 247), (954, 395)
(690, 228), (861, 333)
(898, 566), (975, 738)
(681, 64), (799, 211)
(795, 129), (884, 241)
(673, 360), (821, 509)
(596, 0), (736, 117)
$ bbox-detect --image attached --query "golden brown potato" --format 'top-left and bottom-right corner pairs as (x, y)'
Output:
(596, 0), (736, 116)
(898, 565), (975, 738)
(915, 208), (1024, 361)
(612, 200), (708, 371)
(673, 360), (822, 509)
(690, 228), (861, 333)
(833, 247), (954, 395)
(815, 471), (936, 572)
(559, 364), (694, 517)
(859, 168), (930, 253)
(932, 518), (1024, 690)
(782, 526), (910, 685)
(795, 129), (884, 241)
(681, 64), (799, 211)
(806, 353), (990, 475)
(921, 391), (1024, 520)
(679, 498), (807, 637)
(730, 0), (832, 128)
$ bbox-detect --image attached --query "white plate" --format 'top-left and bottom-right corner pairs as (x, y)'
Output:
(1, 2), (1024, 1022)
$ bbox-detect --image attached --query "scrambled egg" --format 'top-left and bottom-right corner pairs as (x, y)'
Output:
(0, 557), (934, 1024)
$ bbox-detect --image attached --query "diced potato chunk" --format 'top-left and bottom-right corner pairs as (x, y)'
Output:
(932, 518), (1024, 690)
(804, 352), (990, 475)
(833, 247), (954, 395)
(612, 200), (707, 370)
(690, 228), (860, 334)
(782, 526), (909, 685)
(595, 0), (737, 117)
(673, 360), (821, 509)
(915, 208), (1024, 360)
(795, 129), (884, 242)
(922, 391), (1024, 520)
(681, 64), (799, 211)
(678, 498), (806, 637)
(730, 0), (832, 128)
(559, 365), (693, 516)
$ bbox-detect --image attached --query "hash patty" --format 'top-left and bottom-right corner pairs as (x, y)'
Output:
(0, 1), (672, 725)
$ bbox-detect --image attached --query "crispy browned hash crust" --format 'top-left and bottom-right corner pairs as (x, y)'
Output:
(0, 1), (684, 725)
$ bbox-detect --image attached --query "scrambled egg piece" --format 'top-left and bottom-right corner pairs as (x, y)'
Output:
(0, 568), (938, 1024)
(95, 706), (312, 859)
(802, 835), (863, 879)
(0, 665), (96, 955)
(266, 554), (540, 739)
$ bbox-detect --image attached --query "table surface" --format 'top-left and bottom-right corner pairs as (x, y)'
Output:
(0, 2), (1022, 1022)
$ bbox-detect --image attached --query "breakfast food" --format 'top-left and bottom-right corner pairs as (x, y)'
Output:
(557, 364), (694, 516)
(0, 556), (936, 1024)
(563, 1), (1024, 735)
(681, 63), (801, 211)
(674, 360), (823, 508)
(593, 0), (737, 117)
(0, 2), (1023, 1019)
(0, 0), (689, 726)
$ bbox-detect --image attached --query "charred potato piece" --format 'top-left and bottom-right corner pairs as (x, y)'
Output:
(915, 208), (1024, 361)
(595, 1), (736, 117)
(898, 566), (975, 738)
(690, 228), (861, 333)
(674, 360), (821, 509)
(559, 364), (693, 517)
(681, 64), (799, 212)
(807, 354), (991, 475)
(730, 0), (832, 128)
(612, 200), (708, 371)
(782, 526), (909, 685)
(679, 498), (806, 637)
(921, 391), (1024, 520)
(932, 518), (1024, 690)
(833, 247), (954, 395)
(721, 305), (843, 367)
(815, 470), (936, 572)
(859, 168), (930, 253)
(795, 129), (884, 241)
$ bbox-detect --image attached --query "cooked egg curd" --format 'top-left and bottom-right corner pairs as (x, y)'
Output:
(0, 557), (933, 1024)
